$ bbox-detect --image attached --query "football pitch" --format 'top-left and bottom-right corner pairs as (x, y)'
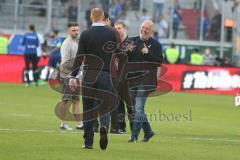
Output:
(0, 83), (239, 160)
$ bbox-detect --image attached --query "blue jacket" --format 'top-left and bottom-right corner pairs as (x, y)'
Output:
(48, 37), (62, 58)
(22, 32), (39, 55)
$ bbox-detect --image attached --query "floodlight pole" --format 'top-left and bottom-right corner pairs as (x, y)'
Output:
(14, 0), (19, 32)
(232, 2), (240, 66)
(220, 0), (226, 58)
(199, 0), (205, 41)
(77, 0), (81, 25)
(140, 0), (143, 16)
(46, 0), (52, 33)
(169, 0), (174, 40)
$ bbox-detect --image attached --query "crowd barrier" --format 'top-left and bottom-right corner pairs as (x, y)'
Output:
(0, 54), (239, 95)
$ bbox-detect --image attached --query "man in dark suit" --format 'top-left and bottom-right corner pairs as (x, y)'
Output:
(113, 21), (134, 133)
(127, 20), (163, 143)
(69, 8), (118, 150)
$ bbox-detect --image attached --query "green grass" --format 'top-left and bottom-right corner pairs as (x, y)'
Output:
(0, 83), (240, 160)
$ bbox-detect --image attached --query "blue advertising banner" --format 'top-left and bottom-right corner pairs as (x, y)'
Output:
(8, 34), (24, 55)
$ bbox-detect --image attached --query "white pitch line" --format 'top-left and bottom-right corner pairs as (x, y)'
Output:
(0, 128), (57, 133)
(169, 136), (240, 142)
(0, 128), (240, 143)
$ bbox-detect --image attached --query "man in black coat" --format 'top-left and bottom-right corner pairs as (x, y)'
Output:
(127, 20), (163, 143)
(69, 8), (118, 150)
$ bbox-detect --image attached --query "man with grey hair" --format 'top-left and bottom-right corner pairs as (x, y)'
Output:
(127, 20), (163, 143)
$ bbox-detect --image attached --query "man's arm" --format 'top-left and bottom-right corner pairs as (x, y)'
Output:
(60, 42), (70, 64)
(36, 35), (39, 47)
(69, 32), (86, 92)
(143, 41), (163, 63)
(71, 32), (86, 77)
(59, 42), (72, 74)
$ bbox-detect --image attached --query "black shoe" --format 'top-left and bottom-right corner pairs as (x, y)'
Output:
(143, 132), (155, 142)
(128, 137), (137, 143)
(99, 126), (108, 150)
(82, 145), (93, 149)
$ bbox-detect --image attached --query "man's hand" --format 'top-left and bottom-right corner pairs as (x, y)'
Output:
(69, 78), (78, 92)
(141, 43), (149, 55)
(125, 41), (136, 53)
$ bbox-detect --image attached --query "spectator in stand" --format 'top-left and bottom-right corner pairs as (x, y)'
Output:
(203, 48), (216, 66)
(197, 14), (209, 40)
(222, 56), (231, 67)
(121, 0), (129, 11)
(164, 43), (180, 64)
(130, 0), (140, 10)
(173, 0), (181, 11)
(61, 0), (69, 17)
(216, 56), (232, 67)
(189, 48), (204, 65)
(101, 0), (110, 11)
(140, 8), (151, 23)
(194, 0), (202, 10)
(85, 1), (97, 29)
(118, 11), (130, 27)
(30, 0), (46, 17)
(109, 0), (124, 23)
(156, 15), (168, 38)
(209, 9), (222, 41)
(68, 0), (78, 24)
(172, 8), (182, 38)
(153, 0), (165, 22)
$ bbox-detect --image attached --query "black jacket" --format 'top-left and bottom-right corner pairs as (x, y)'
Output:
(127, 36), (163, 89)
(71, 26), (118, 77)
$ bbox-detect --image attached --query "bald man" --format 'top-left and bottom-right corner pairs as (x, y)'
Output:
(69, 8), (118, 150)
(127, 20), (163, 143)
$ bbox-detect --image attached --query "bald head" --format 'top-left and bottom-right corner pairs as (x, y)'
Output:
(141, 20), (154, 28)
(90, 8), (104, 23)
(140, 20), (154, 41)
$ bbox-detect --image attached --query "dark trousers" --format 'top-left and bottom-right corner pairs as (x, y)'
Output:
(82, 71), (113, 146)
(111, 79), (133, 131)
(118, 100), (133, 131)
(110, 79), (119, 130)
(117, 99), (125, 130)
(24, 54), (38, 84)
